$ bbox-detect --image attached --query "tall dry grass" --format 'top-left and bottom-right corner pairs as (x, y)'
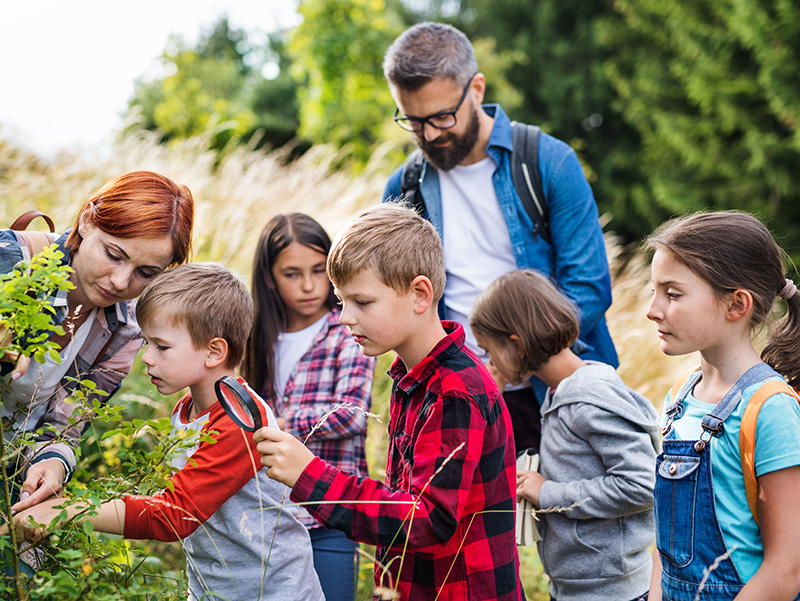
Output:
(1, 130), (693, 403)
(1, 130), (694, 598)
(0, 131), (390, 282)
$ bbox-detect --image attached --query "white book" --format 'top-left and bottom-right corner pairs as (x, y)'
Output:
(515, 449), (541, 546)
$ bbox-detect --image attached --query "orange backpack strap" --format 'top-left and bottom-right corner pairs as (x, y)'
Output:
(740, 380), (800, 527)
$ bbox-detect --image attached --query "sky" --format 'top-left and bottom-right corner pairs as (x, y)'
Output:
(0, 1), (301, 159)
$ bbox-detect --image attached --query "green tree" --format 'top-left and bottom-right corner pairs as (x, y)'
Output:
(600, 0), (800, 250)
(453, 0), (648, 239)
(127, 17), (301, 152)
(250, 32), (303, 151)
(289, 0), (407, 166)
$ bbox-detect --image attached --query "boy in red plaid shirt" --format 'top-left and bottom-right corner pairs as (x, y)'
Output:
(254, 203), (524, 600)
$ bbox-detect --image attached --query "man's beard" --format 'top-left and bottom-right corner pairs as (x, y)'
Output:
(417, 104), (481, 171)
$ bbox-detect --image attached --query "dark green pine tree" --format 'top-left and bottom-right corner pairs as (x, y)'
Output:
(454, 0), (649, 241)
(601, 0), (800, 258)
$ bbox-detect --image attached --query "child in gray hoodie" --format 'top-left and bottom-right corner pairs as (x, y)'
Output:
(470, 269), (659, 601)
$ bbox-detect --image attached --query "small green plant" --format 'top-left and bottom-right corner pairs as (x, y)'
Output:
(1, 245), (73, 599)
(0, 244), (72, 367)
(0, 247), (206, 600)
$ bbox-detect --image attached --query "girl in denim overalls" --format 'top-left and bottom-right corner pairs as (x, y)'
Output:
(645, 212), (800, 601)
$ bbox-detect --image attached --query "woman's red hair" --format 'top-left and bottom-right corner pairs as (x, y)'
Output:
(66, 171), (194, 266)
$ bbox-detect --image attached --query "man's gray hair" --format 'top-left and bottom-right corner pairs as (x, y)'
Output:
(383, 22), (478, 91)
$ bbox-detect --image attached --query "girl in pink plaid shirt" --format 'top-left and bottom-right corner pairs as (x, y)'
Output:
(242, 213), (375, 601)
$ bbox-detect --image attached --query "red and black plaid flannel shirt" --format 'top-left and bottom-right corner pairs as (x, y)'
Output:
(291, 322), (523, 601)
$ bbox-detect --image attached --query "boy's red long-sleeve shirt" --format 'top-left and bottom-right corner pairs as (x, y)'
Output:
(121, 380), (325, 600)
(291, 322), (523, 600)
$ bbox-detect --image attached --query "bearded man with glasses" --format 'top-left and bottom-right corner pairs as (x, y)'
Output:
(382, 22), (619, 456)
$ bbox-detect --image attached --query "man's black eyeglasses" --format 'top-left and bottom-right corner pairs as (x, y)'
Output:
(393, 73), (477, 133)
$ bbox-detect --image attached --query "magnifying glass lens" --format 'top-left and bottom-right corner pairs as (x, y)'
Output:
(218, 381), (257, 430)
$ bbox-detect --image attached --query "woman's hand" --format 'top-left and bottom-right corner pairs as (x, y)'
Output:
(516, 469), (546, 505)
(8, 354), (30, 380)
(0, 350), (30, 381)
(11, 458), (66, 513)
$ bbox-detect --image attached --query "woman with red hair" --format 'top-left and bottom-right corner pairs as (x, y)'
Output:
(1, 171), (194, 511)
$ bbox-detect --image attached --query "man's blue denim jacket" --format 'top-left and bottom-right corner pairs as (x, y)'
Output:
(384, 104), (618, 381)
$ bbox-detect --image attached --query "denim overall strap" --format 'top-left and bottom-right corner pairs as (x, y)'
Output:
(662, 369), (703, 437)
(696, 363), (777, 448)
(655, 363), (780, 601)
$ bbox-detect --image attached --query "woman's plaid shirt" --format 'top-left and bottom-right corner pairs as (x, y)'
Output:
(277, 309), (375, 528)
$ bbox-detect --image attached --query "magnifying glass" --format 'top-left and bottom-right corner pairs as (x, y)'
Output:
(215, 376), (263, 432)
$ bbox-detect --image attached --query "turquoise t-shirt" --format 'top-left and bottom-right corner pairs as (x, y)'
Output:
(663, 375), (800, 581)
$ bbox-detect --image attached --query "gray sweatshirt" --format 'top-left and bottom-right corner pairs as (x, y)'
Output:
(536, 362), (659, 601)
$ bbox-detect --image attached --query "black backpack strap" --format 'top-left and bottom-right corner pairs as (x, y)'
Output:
(510, 122), (550, 244)
(398, 149), (428, 217)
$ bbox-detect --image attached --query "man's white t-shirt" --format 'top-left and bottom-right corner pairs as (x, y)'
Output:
(439, 156), (517, 360)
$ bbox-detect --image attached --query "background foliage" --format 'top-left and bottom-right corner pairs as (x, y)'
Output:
(125, 0), (800, 258)
(599, 0), (800, 251)
(128, 18), (301, 153)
